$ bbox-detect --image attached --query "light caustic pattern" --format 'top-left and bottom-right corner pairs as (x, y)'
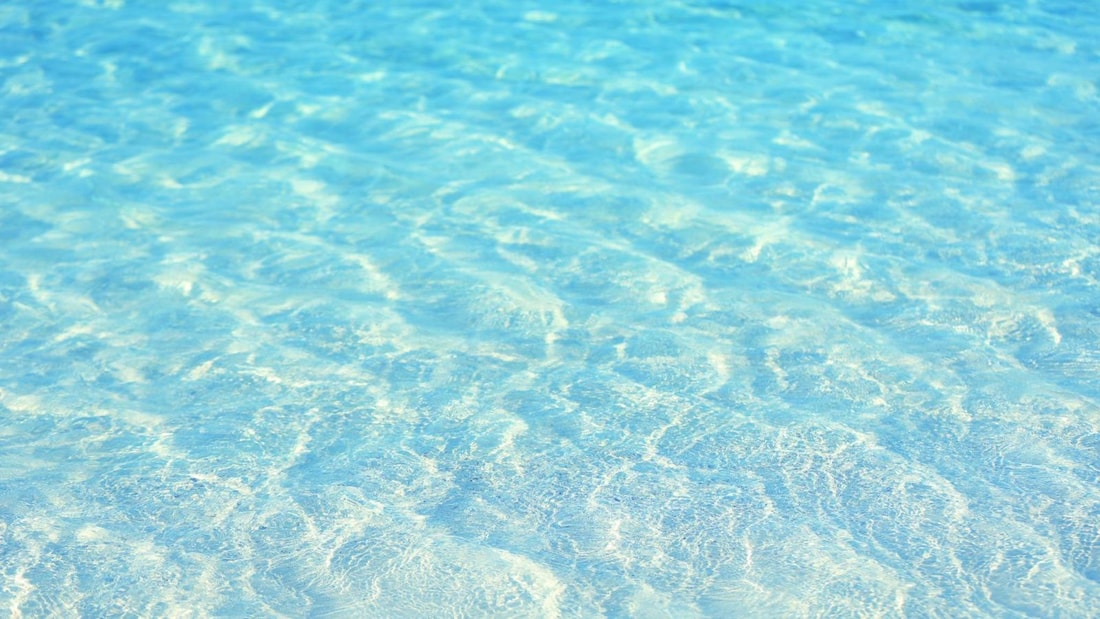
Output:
(1, 0), (1099, 616)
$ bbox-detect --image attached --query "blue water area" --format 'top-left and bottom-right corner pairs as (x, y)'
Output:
(2, 0), (1099, 616)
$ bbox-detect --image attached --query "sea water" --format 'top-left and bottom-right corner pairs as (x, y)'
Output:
(1, 1), (1098, 616)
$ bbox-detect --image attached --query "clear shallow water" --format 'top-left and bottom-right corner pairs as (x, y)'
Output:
(1, 0), (1099, 616)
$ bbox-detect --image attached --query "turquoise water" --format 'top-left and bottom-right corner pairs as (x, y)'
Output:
(2, 1), (1099, 616)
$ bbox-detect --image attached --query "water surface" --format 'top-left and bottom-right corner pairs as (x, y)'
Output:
(1, 1), (1099, 616)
